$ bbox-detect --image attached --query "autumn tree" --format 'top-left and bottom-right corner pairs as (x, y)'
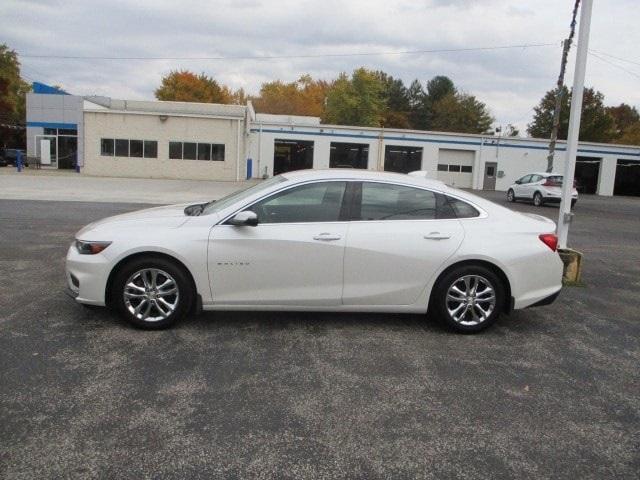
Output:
(251, 75), (329, 117)
(607, 103), (640, 140)
(155, 70), (238, 104)
(527, 86), (616, 143)
(0, 44), (30, 148)
(324, 68), (385, 127)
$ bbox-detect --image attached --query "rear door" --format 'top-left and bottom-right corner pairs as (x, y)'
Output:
(342, 182), (464, 306)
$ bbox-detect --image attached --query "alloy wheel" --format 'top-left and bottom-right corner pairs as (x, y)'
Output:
(123, 268), (179, 322)
(445, 275), (496, 326)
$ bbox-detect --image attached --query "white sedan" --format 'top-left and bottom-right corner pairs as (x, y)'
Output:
(66, 169), (563, 333)
(507, 172), (578, 207)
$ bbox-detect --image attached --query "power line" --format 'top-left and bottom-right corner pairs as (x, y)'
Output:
(18, 42), (557, 61)
(589, 49), (640, 68)
(588, 51), (640, 80)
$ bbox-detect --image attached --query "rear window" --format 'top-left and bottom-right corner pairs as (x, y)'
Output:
(547, 175), (563, 185)
(445, 196), (480, 218)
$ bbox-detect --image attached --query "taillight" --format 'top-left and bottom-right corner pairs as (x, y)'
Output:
(543, 180), (561, 187)
(539, 233), (558, 252)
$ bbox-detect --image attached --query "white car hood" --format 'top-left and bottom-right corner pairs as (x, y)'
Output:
(76, 203), (200, 238)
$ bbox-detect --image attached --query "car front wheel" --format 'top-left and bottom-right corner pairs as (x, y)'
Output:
(507, 189), (516, 202)
(533, 192), (544, 207)
(431, 265), (505, 333)
(111, 256), (194, 329)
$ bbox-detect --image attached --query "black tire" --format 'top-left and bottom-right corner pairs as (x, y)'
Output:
(507, 189), (516, 202)
(110, 256), (194, 329)
(430, 265), (505, 333)
(533, 192), (544, 207)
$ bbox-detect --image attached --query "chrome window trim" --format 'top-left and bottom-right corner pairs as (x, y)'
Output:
(215, 178), (488, 226)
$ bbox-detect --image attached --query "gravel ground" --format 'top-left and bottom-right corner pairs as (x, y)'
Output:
(0, 192), (638, 479)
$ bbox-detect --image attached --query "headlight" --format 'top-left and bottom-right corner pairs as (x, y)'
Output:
(75, 240), (112, 255)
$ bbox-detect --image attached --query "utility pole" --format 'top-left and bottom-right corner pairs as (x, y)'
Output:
(546, 0), (581, 173)
(557, 0), (593, 248)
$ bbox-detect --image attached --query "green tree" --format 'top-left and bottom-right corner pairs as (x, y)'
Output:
(324, 68), (385, 127)
(430, 92), (494, 134)
(407, 79), (428, 129)
(0, 44), (30, 148)
(155, 70), (238, 104)
(426, 75), (456, 103)
(527, 86), (616, 143)
(374, 71), (410, 128)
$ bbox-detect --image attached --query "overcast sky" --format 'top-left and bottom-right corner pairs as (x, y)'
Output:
(2, 0), (639, 131)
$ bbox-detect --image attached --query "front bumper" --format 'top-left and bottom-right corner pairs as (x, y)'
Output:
(65, 244), (111, 305)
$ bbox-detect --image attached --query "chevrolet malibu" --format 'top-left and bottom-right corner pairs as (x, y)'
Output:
(66, 170), (563, 333)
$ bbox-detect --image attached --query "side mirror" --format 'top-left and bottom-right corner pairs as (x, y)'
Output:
(229, 210), (258, 226)
(515, 180), (521, 184)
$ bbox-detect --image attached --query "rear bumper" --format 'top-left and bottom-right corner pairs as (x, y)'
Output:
(526, 289), (561, 308)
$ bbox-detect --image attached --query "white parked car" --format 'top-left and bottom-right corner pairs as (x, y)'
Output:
(507, 172), (578, 207)
(66, 170), (563, 333)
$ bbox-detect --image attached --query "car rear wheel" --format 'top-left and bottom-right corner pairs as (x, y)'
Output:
(431, 265), (505, 333)
(533, 192), (544, 207)
(507, 189), (516, 202)
(111, 256), (194, 329)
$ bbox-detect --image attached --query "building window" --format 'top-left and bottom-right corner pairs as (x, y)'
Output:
(101, 138), (115, 156)
(169, 141), (225, 161)
(58, 128), (77, 136)
(144, 141), (158, 158)
(329, 142), (368, 169)
(115, 139), (129, 157)
(183, 142), (197, 160)
(273, 139), (313, 175)
(169, 142), (182, 159)
(101, 138), (157, 158)
(212, 144), (225, 161)
(130, 140), (143, 158)
(197, 143), (211, 161)
(384, 146), (423, 173)
(448, 165), (461, 172)
(437, 164), (448, 172)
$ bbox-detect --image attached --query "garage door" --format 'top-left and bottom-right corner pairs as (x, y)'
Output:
(437, 149), (475, 188)
(575, 157), (601, 194)
(614, 160), (640, 196)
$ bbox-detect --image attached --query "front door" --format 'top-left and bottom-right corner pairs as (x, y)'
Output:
(208, 181), (348, 306)
(483, 162), (497, 190)
(342, 182), (464, 305)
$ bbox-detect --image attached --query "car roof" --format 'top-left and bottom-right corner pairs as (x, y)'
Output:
(525, 172), (563, 177)
(281, 168), (448, 189)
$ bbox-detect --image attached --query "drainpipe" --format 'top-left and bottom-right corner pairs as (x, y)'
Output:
(236, 119), (241, 181)
(258, 123), (263, 177)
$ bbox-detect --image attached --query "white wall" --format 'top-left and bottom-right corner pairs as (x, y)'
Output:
(83, 111), (244, 181)
(248, 124), (640, 196)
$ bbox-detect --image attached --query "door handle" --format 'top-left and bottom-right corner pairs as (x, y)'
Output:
(313, 233), (342, 241)
(424, 232), (451, 240)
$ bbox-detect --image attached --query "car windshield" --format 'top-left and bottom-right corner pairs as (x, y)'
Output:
(201, 175), (286, 215)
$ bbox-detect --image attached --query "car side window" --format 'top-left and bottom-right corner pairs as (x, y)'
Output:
(354, 182), (438, 221)
(445, 196), (480, 218)
(530, 175), (543, 183)
(519, 175), (532, 184)
(248, 181), (347, 224)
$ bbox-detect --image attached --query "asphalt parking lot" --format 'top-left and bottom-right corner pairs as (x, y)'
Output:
(1, 192), (639, 479)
